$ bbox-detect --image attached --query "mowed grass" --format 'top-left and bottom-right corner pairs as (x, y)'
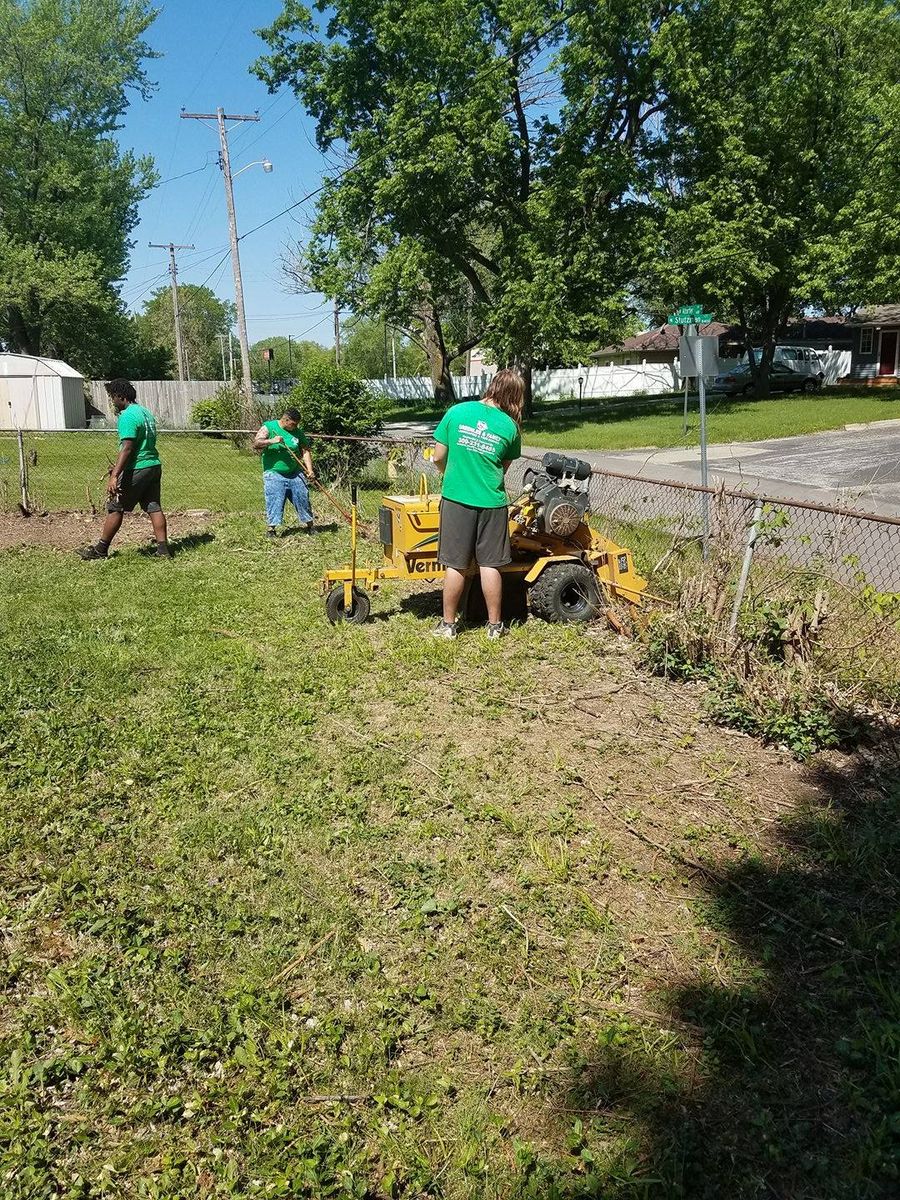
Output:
(0, 432), (262, 514)
(1, 522), (897, 1198)
(527, 387), (900, 451)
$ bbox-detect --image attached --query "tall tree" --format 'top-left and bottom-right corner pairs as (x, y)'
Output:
(255, 1), (660, 412)
(644, 0), (900, 394)
(248, 335), (331, 386)
(136, 285), (236, 381)
(341, 315), (430, 380)
(0, 0), (158, 364)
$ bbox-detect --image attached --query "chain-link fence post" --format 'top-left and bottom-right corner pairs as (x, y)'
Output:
(728, 498), (764, 639)
(16, 429), (30, 514)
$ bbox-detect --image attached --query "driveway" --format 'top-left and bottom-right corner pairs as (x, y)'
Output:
(529, 421), (900, 517)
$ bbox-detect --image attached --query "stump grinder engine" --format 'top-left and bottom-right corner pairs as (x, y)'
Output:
(322, 451), (647, 626)
(517, 453), (593, 539)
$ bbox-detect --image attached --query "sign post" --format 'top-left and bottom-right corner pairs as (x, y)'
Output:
(671, 307), (715, 558)
(262, 346), (274, 395)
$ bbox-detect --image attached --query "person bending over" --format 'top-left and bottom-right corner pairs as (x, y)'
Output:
(253, 406), (316, 537)
(431, 369), (524, 640)
(78, 379), (170, 560)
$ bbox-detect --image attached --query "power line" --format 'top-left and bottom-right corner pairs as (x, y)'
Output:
(237, 3), (577, 245)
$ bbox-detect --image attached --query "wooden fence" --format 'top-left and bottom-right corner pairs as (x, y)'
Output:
(89, 380), (223, 427)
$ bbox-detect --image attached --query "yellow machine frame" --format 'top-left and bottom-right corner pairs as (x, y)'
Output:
(322, 477), (648, 621)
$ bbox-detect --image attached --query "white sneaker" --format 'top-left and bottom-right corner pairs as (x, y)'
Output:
(486, 622), (508, 640)
(431, 620), (458, 640)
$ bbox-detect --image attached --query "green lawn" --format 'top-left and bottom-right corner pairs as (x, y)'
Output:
(1, 522), (896, 1197)
(527, 387), (900, 451)
(0, 432), (264, 514)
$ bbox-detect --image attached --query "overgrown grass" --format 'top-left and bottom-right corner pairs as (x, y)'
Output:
(527, 387), (900, 451)
(1, 521), (897, 1197)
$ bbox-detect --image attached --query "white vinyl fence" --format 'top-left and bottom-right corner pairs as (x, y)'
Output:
(369, 362), (680, 404)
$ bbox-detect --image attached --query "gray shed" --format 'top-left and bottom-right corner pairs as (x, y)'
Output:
(0, 353), (86, 430)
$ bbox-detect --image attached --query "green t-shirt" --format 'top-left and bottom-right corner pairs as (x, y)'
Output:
(117, 403), (160, 470)
(434, 400), (521, 508)
(261, 419), (310, 476)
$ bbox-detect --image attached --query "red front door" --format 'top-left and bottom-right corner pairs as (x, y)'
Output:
(879, 330), (898, 376)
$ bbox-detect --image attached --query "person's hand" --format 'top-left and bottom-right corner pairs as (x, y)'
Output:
(107, 474), (120, 498)
(270, 434), (284, 444)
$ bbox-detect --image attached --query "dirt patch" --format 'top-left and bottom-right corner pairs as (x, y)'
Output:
(0, 509), (215, 552)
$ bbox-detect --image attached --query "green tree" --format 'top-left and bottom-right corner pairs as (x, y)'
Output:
(255, 1), (658, 413)
(340, 316), (428, 380)
(249, 335), (331, 388)
(288, 362), (384, 482)
(0, 0), (158, 366)
(645, 0), (900, 394)
(136, 284), (236, 380)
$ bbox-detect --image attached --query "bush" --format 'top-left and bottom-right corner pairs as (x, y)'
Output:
(287, 364), (385, 483)
(191, 385), (242, 433)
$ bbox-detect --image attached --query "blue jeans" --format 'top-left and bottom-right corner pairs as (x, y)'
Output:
(263, 470), (313, 527)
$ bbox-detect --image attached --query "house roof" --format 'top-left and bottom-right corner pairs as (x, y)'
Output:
(593, 322), (730, 356)
(854, 305), (900, 326)
(0, 352), (84, 380)
(594, 315), (852, 356)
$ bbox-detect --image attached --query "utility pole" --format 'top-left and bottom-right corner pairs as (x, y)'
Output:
(333, 298), (341, 368)
(217, 332), (230, 381)
(181, 108), (259, 405)
(149, 241), (194, 382)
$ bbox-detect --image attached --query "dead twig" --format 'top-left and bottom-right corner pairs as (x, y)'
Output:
(270, 929), (336, 986)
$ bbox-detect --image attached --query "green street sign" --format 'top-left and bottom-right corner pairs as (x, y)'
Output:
(669, 306), (713, 324)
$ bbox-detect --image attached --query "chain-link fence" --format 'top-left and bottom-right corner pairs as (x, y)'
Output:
(3, 429), (898, 604)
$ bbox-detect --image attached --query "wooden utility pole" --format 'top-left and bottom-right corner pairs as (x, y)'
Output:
(333, 298), (341, 368)
(181, 108), (260, 404)
(149, 241), (195, 381)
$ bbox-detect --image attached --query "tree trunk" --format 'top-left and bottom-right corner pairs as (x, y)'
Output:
(7, 305), (41, 356)
(520, 360), (533, 420)
(423, 305), (456, 408)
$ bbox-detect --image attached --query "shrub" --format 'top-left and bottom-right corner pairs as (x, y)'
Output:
(191, 385), (242, 433)
(287, 364), (385, 483)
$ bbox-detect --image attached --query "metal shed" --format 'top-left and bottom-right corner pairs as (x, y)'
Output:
(0, 353), (86, 430)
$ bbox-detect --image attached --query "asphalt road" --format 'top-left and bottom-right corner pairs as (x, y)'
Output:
(532, 422), (900, 517)
(386, 418), (900, 515)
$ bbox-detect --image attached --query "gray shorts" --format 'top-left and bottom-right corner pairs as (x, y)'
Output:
(438, 498), (511, 570)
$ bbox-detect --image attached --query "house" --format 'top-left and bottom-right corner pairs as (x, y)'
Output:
(846, 306), (900, 383)
(0, 353), (86, 430)
(594, 317), (853, 378)
(593, 323), (733, 367)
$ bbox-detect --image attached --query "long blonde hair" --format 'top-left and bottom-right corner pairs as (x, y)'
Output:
(483, 368), (525, 428)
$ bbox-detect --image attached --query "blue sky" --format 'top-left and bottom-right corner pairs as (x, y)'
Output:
(118, 1), (336, 349)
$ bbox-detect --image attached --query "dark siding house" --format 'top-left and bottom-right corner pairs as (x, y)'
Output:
(847, 306), (900, 382)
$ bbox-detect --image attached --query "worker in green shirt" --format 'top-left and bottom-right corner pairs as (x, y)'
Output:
(431, 369), (524, 639)
(252, 406), (316, 537)
(77, 379), (171, 560)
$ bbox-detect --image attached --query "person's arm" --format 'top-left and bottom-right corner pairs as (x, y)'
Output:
(302, 447), (314, 478)
(253, 424), (282, 452)
(108, 440), (135, 496)
(432, 442), (448, 474)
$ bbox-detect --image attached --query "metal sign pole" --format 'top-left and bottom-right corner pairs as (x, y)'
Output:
(699, 366), (710, 559)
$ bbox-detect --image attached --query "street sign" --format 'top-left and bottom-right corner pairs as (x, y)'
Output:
(669, 305), (713, 325)
(679, 335), (719, 377)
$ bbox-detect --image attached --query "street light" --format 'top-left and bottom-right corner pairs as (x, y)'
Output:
(578, 374), (585, 414)
(233, 158), (274, 179)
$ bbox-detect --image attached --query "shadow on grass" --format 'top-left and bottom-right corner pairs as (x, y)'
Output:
(539, 729), (899, 1198)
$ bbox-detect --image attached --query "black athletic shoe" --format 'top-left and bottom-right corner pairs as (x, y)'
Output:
(266, 527), (278, 539)
(76, 545), (108, 560)
(156, 543), (174, 559)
